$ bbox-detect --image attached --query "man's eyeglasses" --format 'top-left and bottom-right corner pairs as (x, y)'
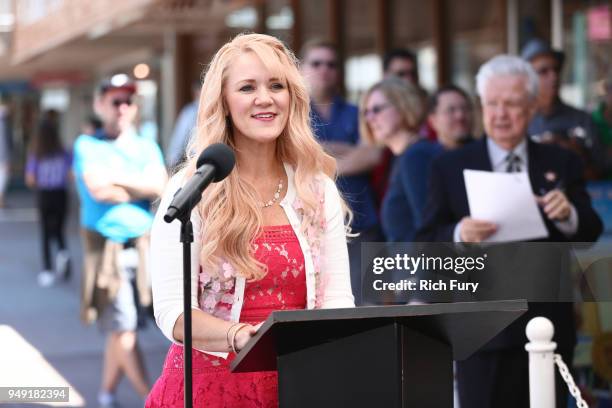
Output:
(112, 98), (133, 108)
(309, 60), (337, 70)
(438, 105), (472, 116)
(364, 103), (391, 118)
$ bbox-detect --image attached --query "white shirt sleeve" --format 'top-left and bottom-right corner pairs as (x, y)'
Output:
(320, 176), (355, 308)
(453, 220), (463, 243)
(553, 204), (579, 237)
(150, 172), (202, 344)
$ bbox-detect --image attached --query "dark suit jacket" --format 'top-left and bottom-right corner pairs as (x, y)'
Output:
(417, 136), (602, 243)
(415, 136), (603, 350)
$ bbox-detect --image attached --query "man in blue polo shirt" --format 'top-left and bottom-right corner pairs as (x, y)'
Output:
(73, 79), (167, 407)
(301, 39), (382, 305)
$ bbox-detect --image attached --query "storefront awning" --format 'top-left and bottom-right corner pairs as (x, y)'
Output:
(11, 0), (158, 65)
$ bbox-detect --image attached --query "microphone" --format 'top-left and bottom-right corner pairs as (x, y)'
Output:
(164, 143), (235, 223)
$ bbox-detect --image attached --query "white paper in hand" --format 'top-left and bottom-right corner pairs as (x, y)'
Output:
(463, 169), (548, 242)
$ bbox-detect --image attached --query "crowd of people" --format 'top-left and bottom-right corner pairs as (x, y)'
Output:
(17, 31), (610, 407)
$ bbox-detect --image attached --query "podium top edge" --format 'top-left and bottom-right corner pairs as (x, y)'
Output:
(230, 300), (528, 372)
(268, 300), (527, 323)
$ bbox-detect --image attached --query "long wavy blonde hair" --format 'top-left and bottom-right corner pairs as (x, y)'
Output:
(183, 33), (343, 280)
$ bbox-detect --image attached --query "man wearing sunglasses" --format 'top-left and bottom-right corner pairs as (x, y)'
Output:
(73, 79), (167, 407)
(522, 38), (607, 179)
(382, 48), (420, 86)
(301, 39), (383, 305)
(383, 48), (438, 144)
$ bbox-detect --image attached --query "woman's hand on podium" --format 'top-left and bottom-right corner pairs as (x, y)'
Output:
(234, 322), (263, 352)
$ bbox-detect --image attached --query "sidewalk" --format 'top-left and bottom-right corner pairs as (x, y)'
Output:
(0, 190), (169, 407)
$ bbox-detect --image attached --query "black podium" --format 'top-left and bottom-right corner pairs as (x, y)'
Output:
(230, 300), (526, 408)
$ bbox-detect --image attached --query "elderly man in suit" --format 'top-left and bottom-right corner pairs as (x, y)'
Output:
(416, 55), (602, 408)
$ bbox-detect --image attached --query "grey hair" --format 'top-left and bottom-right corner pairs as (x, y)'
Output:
(476, 54), (539, 101)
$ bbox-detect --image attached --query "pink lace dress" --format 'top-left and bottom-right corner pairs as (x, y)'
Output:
(146, 225), (306, 407)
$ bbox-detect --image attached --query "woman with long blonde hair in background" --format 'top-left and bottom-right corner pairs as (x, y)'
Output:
(145, 33), (354, 407)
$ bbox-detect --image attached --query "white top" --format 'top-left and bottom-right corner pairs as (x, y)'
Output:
(150, 163), (355, 353)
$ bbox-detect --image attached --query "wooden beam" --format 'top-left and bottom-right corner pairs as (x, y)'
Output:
(375, 0), (391, 57)
(255, 0), (267, 34)
(175, 33), (195, 110)
(504, 0), (518, 54)
(328, 0), (345, 95)
(551, 0), (563, 49)
(328, 0), (343, 47)
(432, 0), (450, 86)
(290, 0), (302, 53)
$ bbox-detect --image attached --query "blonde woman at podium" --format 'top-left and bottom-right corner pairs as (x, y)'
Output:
(145, 33), (355, 407)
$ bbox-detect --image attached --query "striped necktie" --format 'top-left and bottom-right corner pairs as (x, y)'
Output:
(505, 152), (522, 172)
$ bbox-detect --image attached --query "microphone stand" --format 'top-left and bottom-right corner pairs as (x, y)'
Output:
(163, 143), (236, 408)
(178, 213), (194, 408)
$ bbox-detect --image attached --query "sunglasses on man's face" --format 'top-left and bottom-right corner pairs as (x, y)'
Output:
(309, 60), (337, 70)
(111, 98), (133, 108)
(393, 69), (417, 79)
(535, 65), (560, 76)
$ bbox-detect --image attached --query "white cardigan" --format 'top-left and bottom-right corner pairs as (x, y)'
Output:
(150, 163), (355, 353)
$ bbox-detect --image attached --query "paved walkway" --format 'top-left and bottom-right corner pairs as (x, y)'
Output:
(0, 190), (169, 407)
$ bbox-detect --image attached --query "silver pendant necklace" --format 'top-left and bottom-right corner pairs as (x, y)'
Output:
(262, 179), (283, 208)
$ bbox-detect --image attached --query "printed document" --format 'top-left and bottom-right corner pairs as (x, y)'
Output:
(463, 169), (548, 242)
